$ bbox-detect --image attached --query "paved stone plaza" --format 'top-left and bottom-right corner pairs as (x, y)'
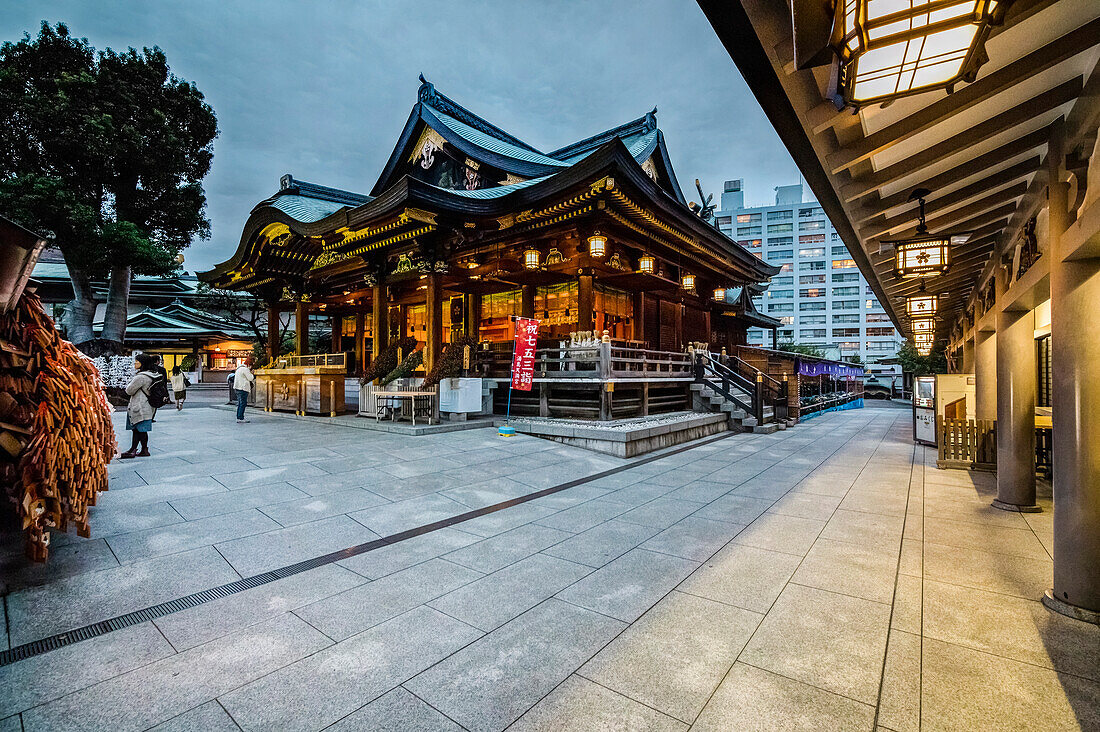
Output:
(1, 402), (1097, 731)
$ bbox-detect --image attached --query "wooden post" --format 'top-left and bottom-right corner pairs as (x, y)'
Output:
(539, 381), (550, 417)
(466, 293), (481, 339)
(578, 273), (594, 332)
(633, 292), (646, 344)
(354, 311), (366, 372)
(267, 306), (279, 365)
(641, 381), (650, 416)
(521, 285), (535, 319)
(371, 285), (387, 362)
(425, 274), (443, 373)
(294, 302), (309, 355)
(330, 314), (342, 354)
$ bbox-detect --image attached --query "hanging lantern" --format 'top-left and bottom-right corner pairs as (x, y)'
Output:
(830, 0), (1010, 109)
(638, 254), (656, 275)
(914, 332), (934, 345)
(911, 317), (935, 333)
(713, 288), (726, 302)
(681, 272), (696, 291)
(587, 231), (607, 258)
(889, 189), (951, 278)
(906, 294), (937, 317)
(524, 249), (540, 269)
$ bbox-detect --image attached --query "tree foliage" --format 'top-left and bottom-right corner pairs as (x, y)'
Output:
(895, 343), (947, 376)
(775, 341), (825, 357)
(0, 21), (217, 344)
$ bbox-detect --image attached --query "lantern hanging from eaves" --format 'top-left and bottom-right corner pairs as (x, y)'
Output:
(914, 332), (934, 345)
(713, 288), (726, 302)
(830, 0), (1011, 108)
(638, 254), (656, 275)
(888, 189), (951, 279)
(906, 293), (938, 317)
(911, 317), (935, 333)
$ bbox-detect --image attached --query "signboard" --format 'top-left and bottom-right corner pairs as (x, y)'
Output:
(227, 349), (252, 358)
(510, 317), (540, 391)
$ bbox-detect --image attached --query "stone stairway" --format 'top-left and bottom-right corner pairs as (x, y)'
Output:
(690, 382), (784, 434)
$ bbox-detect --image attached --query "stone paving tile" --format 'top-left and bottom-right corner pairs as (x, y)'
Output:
(294, 558), (483, 641)
(168, 482), (307, 520)
(891, 573), (922, 635)
(214, 515), (379, 577)
(348, 493), (471, 536)
(0, 716), (20, 732)
(509, 675), (687, 732)
(136, 457), (261, 484)
(442, 523), (572, 574)
(338, 527), (482, 579)
(792, 537), (900, 604)
(769, 491), (843, 521)
(406, 599), (625, 732)
(524, 484), (610, 511)
(639, 516), (744, 561)
(677, 542), (802, 614)
(256, 487), (390, 527)
(154, 563), (365, 651)
(22, 613), (331, 732)
(0, 537), (120, 594)
(820, 508), (904, 550)
(0, 622), (174, 719)
(289, 466), (393, 496)
(556, 548), (698, 623)
(96, 477), (227, 507)
(533, 498), (631, 533)
(83, 501), (185, 539)
(599, 480), (680, 507)
(213, 462), (330, 490)
(921, 541), (1052, 599)
(661, 479), (735, 504)
(106, 509), (282, 564)
(921, 637), (1100, 731)
(457, 502), (558, 538)
(6, 546), (240, 646)
(740, 583), (891, 705)
(923, 516), (1051, 560)
(439, 477), (536, 509)
(693, 662), (876, 731)
(541, 519), (662, 568)
(326, 687), (463, 732)
(878, 629), (921, 732)
(691, 493), (773, 525)
(580, 590), (761, 722)
(923, 579), (1100, 682)
(838, 488), (909, 517)
(246, 447), (341, 468)
(375, 455), (464, 479)
(429, 553), (593, 631)
(147, 700), (240, 731)
(732, 512), (825, 556)
(220, 607), (481, 732)
(615, 497), (703, 530)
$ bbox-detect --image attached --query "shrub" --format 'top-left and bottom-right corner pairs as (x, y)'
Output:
(380, 348), (422, 386)
(422, 335), (479, 388)
(360, 336), (417, 385)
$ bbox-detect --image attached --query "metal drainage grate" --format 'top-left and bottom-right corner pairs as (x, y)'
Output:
(0, 430), (734, 667)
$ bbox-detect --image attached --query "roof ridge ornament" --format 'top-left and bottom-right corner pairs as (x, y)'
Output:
(417, 73), (435, 103)
(645, 107), (658, 131)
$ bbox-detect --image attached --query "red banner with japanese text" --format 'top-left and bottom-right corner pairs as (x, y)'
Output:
(510, 317), (540, 391)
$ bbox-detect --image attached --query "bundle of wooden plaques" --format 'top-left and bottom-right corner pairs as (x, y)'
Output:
(0, 291), (116, 561)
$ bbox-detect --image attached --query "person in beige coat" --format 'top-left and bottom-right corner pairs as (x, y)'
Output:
(120, 353), (160, 459)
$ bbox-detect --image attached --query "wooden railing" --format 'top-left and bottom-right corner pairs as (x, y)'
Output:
(937, 417), (996, 470)
(268, 352), (348, 370)
(480, 342), (692, 381)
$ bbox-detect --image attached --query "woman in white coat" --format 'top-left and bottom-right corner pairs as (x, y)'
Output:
(120, 353), (160, 459)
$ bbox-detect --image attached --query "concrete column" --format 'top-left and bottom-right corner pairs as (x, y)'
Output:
(425, 274), (442, 373)
(974, 329), (997, 419)
(294, 302), (309, 355)
(577, 274), (594, 332)
(993, 307), (1037, 511)
(1046, 121), (1100, 621)
(962, 336), (975, 373)
(521, 284), (535, 319)
(371, 286), (387, 361)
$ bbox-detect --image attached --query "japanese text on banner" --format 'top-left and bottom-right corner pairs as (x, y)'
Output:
(510, 317), (540, 391)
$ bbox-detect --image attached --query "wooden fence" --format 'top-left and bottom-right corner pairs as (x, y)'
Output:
(937, 417), (997, 470)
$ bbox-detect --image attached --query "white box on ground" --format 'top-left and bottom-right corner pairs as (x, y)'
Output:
(439, 378), (482, 413)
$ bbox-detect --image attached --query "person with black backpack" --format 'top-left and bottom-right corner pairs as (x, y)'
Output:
(120, 353), (169, 459)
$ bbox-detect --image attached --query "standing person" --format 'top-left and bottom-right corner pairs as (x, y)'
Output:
(170, 366), (189, 410)
(120, 353), (160, 458)
(233, 357), (255, 424)
(151, 356), (171, 421)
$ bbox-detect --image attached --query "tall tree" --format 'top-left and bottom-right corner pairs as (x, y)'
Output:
(0, 22), (217, 348)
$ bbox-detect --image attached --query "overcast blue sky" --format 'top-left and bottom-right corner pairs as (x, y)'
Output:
(1, 0), (803, 272)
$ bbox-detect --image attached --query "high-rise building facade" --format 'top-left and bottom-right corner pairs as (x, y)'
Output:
(713, 179), (902, 364)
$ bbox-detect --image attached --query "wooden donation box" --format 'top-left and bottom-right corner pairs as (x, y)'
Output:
(256, 353), (347, 416)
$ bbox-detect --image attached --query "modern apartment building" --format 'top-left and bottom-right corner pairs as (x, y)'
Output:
(713, 179), (902, 364)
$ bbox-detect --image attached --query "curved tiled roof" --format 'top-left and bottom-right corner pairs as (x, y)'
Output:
(269, 194), (351, 223)
(443, 175), (548, 198)
(427, 108), (569, 168)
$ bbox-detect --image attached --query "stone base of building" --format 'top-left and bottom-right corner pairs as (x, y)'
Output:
(1043, 589), (1100, 626)
(991, 499), (1043, 513)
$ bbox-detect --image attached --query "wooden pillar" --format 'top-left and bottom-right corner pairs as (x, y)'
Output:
(466, 293), (481, 340)
(267, 306), (279, 364)
(633, 292), (645, 344)
(371, 285), (387, 361)
(330, 314), (342, 354)
(294, 302), (309, 355)
(354, 311), (366, 371)
(425, 274), (443, 373)
(521, 285), (535, 319)
(578, 274), (594, 332)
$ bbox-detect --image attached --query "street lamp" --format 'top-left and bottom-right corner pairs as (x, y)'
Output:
(587, 231), (607, 258)
(830, 0), (1011, 108)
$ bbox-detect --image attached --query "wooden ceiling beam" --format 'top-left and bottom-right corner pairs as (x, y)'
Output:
(862, 181), (1028, 240)
(825, 18), (1100, 172)
(872, 196), (1020, 244)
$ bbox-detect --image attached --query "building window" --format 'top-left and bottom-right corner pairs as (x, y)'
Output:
(835, 300), (859, 310)
(778, 316), (794, 325)
(831, 245), (848, 256)
(833, 328), (861, 337)
(800, 302), (826, 311)
(866, 299), (881, 309)
(799, 207), (820, 217)
(738, 239), (762, 249)
(801, 261), (826, 271)
(736, 213), (760, 223)
(779, 329), (793, 338)
(838, 341), (860, 351)
(866, 312), (890, 322)
(800, 288), (825, 298)
(769, 250), (793, 260)
(770, 290), (793, 299)
(831, 232), (841, 240)
(798, 247), (825, 257)
(801, 328), (826, 338)
(778, 263), (792, 272)
(767, 210), (793, 221)
(768, 236), (793, 246)
(832, 259), (856, 269)
(831, 272), (859, 282)
(800, 220), (826, 230)
(769, 303), (794, 313)
(737, 226), (761, 236)
(799, 234), (826, 244)
(801, 314), (826, 325)
(866, 341), (894, 351)
(833, 314), (860, 323)
(833, 286), (859, 296)
(867, 327), (895, 337)
(774, 276), (793, 285)
(715, 215), (732, 226)
(768, 223), (793, 234)
(799, 274), (825, 284)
